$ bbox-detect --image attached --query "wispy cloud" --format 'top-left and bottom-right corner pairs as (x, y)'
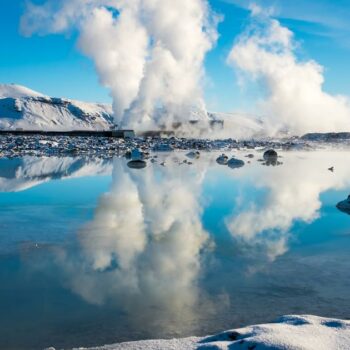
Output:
(221, 0), (350, 44)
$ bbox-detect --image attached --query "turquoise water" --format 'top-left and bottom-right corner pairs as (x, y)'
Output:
(0, 151), (350, 350)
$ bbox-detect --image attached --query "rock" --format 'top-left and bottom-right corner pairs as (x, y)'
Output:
(263, 149), (278, 161)
(131, 148), (143, 160)
(0, 133), (309, 159)
(336, 195), (350, 215)
(263, 149), (279, 166)
(216, 154), (228, 165)
(227, 158), (245, 169)
(152, 144), (174, 152)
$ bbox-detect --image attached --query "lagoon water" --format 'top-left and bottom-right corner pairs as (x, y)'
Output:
(1, 150), (350, 350)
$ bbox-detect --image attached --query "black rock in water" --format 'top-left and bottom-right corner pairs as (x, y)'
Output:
(336, 195), (350, 215)
(263, 149), (278, 160)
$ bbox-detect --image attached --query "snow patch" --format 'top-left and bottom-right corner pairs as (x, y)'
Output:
(73, 315), (350, 350)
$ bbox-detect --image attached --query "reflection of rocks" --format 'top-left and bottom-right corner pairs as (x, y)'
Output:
(227, 158), (245, 169)
(263, 149), (281, 166)
(186, 151), (200, 159)
(127, 160), (147, 169)
(263, 159), (283, 166)
(337, 195), (350, 215)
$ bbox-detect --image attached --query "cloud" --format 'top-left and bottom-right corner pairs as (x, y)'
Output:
(222, 0), (350, 32)
(227, 5), (350, 135)
(21, 0), (219, 132)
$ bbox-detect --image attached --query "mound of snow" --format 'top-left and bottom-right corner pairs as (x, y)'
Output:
(75, 315), (350, 350)
(0, 84), (113, 131)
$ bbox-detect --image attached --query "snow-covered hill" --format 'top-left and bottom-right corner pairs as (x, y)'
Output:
(0, 84), (113, 131)
(0, 84), (264, 138)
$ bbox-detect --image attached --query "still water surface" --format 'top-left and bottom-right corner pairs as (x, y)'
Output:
(0, 151), (350, 350)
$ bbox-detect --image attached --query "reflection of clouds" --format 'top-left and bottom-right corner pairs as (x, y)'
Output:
(226, 152), (350, 261)
(59, 158), (209, 332)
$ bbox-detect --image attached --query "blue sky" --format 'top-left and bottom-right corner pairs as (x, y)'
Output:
(0, 0), (350, 112)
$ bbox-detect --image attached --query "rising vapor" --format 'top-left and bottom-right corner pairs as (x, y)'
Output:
(21, 0), (219, 132)
(227, 4), (350, 135)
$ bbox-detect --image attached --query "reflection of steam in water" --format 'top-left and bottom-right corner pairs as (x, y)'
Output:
(60, 158), (210, 333)
(79, 161), (146, 272)
(226, 152), (350, 262)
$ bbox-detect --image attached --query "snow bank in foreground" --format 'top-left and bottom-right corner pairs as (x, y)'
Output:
(74, 315), (350, 350)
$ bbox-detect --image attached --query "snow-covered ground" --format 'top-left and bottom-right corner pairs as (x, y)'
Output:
(0, 84), (113, 131)
(73, 315), (349, 350)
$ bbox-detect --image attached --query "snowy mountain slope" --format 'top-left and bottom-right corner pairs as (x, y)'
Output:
(0, 84), (113, 131)
(0, 84), (45, 99)
(0, 84), (264, 137)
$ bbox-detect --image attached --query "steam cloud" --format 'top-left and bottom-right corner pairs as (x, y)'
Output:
(21, 0), (219, 132)
(227, 4), (350, 135)
(20, 1), (350, 136)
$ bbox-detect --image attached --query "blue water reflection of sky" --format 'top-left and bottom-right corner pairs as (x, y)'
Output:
(0, 151), (350, 350)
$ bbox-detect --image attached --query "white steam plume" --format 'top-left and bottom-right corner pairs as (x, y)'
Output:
(21, 0), (219, 131)
(227, 4), (350, 136)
